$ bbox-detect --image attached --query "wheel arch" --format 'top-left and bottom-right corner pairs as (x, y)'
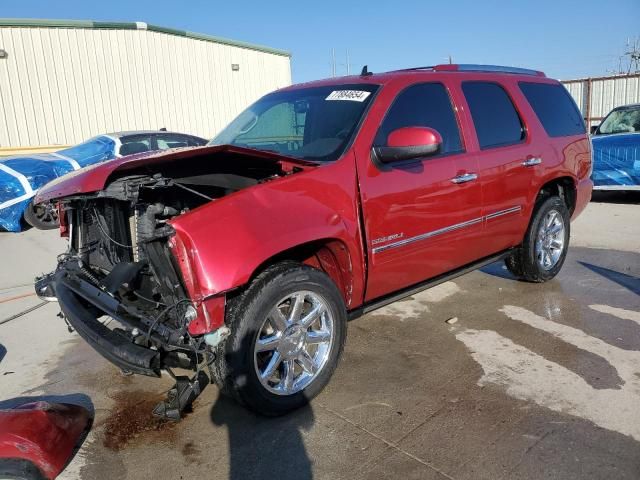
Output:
(244, 238), (357, 309)
(536, 176), (577, 215)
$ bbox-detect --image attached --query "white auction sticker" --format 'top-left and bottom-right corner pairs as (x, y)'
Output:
(325, 90), (371, 102)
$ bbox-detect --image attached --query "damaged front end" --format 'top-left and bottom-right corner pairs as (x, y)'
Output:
(35, 149), (303, 419)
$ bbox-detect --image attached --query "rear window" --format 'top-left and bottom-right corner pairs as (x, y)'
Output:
(462, 82), (525, 149)
(519, 82), (585, 137)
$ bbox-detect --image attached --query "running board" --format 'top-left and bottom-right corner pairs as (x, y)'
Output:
(348, 249), (512, 320)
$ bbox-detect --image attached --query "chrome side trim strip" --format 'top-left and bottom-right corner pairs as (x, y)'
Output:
(372, 205), (522, 254)
(593, 185), (640, 191)
(485, 205), (522, 220)
(372, 217), (483, 254)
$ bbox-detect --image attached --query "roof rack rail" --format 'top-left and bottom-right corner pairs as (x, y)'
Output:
(433, 64), (545, 77)
(390, 66), (435, 73)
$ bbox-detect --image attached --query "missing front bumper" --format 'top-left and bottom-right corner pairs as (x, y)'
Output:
(53, 273), (162, 377)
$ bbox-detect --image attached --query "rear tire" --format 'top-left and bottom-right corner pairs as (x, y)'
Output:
(505, 196), (570, 282)
(210, 262), (347, 416)
(23, 200), (59, 230)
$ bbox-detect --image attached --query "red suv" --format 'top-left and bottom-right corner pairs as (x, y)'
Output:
(36, 64), (592, 418)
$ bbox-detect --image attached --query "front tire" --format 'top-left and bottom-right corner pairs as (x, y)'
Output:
(210, 262), (347, 416)
(23, 200), (59, 230)
(505, 196), (570, 282)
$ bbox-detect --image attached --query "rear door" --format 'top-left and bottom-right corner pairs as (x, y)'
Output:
(460, 80), (538, 254)
(357, 81), (484, 301)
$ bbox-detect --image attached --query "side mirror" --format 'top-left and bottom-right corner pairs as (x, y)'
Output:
(373, 127), (442, 163)
(590, 125), (599, 135)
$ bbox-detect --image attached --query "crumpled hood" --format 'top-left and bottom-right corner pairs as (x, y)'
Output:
(35, 145), (313, 204)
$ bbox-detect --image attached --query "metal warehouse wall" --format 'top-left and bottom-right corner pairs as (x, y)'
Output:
(0, 20), (291, 151)
(562, 73), (640, 129)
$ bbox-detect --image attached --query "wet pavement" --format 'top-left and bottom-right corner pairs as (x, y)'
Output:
(0, 198), (639, 479)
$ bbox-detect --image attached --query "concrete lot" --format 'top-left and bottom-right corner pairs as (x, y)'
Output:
(0, 193), (639, 480)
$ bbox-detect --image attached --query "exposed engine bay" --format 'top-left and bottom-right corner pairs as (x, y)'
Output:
(36, 151), (303, 419)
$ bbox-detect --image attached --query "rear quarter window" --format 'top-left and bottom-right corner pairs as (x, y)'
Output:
(519, 82), (586, 137)
(462, 82), (525, 149)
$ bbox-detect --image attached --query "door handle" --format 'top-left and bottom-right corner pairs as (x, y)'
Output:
(451, 173), (478, 184)
(522, 157), (542, 167)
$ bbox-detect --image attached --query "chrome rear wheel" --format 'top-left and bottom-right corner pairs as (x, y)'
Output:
(504, 196), (570, 282)
(535, 209), (565, 270)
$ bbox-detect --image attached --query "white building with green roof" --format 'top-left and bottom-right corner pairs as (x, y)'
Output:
(0, 19), (291, 153)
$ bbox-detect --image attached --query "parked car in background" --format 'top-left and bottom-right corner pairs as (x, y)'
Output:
(36, 65), (591, 418)
(591, 103), (640, 190)
(0, 130), (207, 231)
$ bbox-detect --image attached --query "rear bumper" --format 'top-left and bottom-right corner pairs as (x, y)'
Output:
(45, 271), (162, 377)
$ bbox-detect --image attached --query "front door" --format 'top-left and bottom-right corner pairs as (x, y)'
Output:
(356, 82), (484, 301)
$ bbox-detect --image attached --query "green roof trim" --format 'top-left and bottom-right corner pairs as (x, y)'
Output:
(0, 18), (291, 57)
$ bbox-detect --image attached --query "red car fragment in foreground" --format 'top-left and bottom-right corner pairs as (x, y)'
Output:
(0, 402), (91, 479)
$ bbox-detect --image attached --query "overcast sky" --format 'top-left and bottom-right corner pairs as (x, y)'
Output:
(2, 0), (639, 82)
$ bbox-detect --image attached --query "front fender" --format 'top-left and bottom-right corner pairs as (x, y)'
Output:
(168, 153), (365, 306)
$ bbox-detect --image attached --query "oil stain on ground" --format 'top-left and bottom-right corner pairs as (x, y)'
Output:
(100, 390), (180, 451)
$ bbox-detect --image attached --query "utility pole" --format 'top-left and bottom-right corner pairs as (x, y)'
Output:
(448, 54), (453, 64)
(611, 37), (640, 74)
(623, 37), (640, 73)
(331, 48), (336, 77)
(346, 49), (351, 75)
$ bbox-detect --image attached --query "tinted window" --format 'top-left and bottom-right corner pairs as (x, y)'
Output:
(374, 83), (463, 155)
(462, 82), (524, 149)
(520, 82), (586, 137)
(119, 135), (152, 156)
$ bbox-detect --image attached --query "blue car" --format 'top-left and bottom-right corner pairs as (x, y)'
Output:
(0, 130), (207, 231)
(591, 103), (640, 190)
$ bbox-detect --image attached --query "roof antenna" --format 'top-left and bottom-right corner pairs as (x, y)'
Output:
(360, 65), (373, 76)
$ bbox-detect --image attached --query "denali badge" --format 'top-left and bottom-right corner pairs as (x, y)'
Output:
(371, 233), (404, 245)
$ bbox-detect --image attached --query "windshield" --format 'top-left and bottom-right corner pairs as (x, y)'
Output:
(210, 84), (378, 162)
(597, 106), (640, 135)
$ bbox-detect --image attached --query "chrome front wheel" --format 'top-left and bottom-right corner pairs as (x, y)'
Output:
(254, 291), (334, 395)
(210, 263), (347, 416)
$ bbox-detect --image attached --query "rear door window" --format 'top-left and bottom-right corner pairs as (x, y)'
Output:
(374, 82), (463, 156)
(519, 82), (585, 137)
(462, 82), (525, 149)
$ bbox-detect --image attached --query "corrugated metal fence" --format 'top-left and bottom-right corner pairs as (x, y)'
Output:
(0, 20), (292, 150)
(562, 73), (640, 130)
